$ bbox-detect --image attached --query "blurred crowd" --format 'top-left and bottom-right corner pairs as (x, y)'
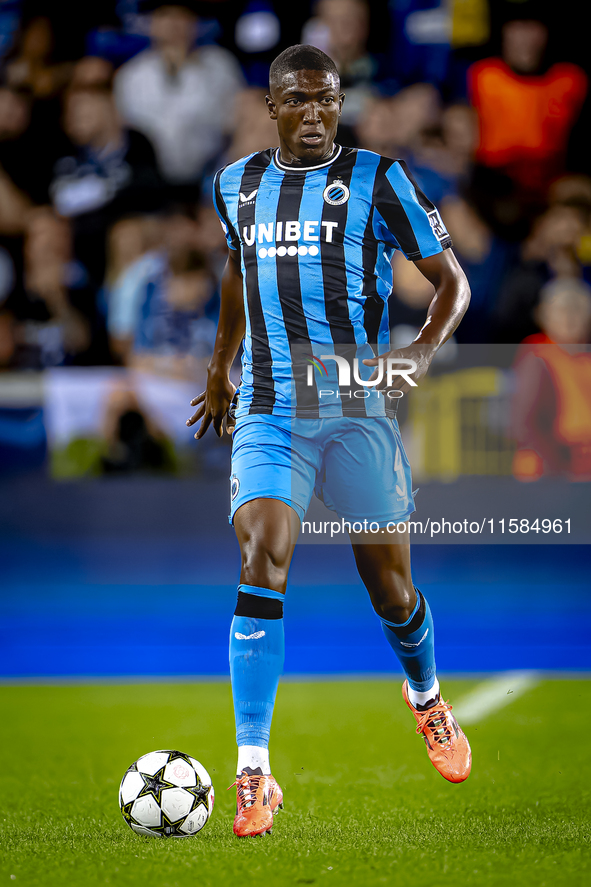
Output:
(1, 0), (591, 381)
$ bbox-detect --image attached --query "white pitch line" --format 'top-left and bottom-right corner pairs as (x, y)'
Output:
(451, 671), (539, 725)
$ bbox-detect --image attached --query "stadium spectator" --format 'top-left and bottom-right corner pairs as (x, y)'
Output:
(0, 309), (13, 366)
(130, 247), (217, 381)
(548, 174), (591, 213)
(2, 207), (109, 369)
(0, 85), (72, 226)
(114, 1), (244, 187)
(50, 83), (164, 285)
(226, 87), (278, 163)
(0, 244), (16, 366)
(387, 190), (511, 347)
(70, 56), (114, 89)
(355, 83), (440, 160)
(0, 158), (30, 236)
(410, 103), (477, 205)
(530, 278), (591, 346)
(439, 195), (514, 343)
(354, 95), (397, 156)
(389, 250), (436, 347)
(493, 204), (585, 343)
(0, 244), (14, 302)
(105, 215), (166, 362)
(0, 87), (33, 225)
(194, 202), (230, 281)
(105, 216), (153, 289)
(511, 278), (591, 480)
(101, 385), (175, 475)
(3, 16), (72, 99)
(302, 0), (376, 129)
(388, 0), (454, 89)
(105, 202), (226, 360)
(468, 15), (587, 203)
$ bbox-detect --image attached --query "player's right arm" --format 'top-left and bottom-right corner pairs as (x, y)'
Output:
(186, 249), (245, 438)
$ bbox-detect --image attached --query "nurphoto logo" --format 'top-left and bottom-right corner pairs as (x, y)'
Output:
(305, 355), (418, 398)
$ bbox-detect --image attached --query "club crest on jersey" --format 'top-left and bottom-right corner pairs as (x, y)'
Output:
(323, 179), (350, 206)
(427, 209), (448, 241)
(231, 475), (240, 500)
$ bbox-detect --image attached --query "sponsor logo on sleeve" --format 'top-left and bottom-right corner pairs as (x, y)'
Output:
(427, 209), (448, 241)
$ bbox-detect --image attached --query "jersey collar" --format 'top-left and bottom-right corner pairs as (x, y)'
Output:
(273, 144), (342, 173)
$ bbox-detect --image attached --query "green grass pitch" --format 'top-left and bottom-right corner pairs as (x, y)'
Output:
(0, 679), (589, 886)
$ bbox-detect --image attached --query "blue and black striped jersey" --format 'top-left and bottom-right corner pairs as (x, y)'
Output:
(213, 145), (452, 418)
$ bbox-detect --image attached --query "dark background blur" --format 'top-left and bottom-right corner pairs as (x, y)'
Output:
(0, 0), (589, 678)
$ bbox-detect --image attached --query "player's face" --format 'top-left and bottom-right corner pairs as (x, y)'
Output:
(266, 70), (344, 164)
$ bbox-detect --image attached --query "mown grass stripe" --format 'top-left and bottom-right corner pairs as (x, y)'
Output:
(452, 671), (539, 724)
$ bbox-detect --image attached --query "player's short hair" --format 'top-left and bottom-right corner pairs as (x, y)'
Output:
(269, 44), (339, 93)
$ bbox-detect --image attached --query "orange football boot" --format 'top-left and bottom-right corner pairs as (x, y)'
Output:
(229, 770), (284, 837)
(402, 680), (471, 783)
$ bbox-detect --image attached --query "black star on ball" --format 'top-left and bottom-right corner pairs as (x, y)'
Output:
(137, 766), (175, 803)
(187, 782), (211, 806)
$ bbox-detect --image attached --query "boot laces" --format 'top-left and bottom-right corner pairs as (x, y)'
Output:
(416, 700), (455, 747)
(227, 773), (263, 810)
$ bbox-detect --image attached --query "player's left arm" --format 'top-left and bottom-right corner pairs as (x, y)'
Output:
(365, 249), (470, 393)
(363, 249), (470, 393)
(414, 248), (470, 346)
(365, 158), (471, 391)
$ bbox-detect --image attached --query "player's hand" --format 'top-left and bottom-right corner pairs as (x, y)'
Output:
(362, 343), (437, 396)
(186, 368), (236, 439)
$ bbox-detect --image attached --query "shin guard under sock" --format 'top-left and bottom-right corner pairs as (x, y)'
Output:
(230, 584), (285, 749)
(380, 588), (436, 692)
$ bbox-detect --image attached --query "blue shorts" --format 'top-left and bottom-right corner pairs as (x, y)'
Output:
(229, 414), (415, 525)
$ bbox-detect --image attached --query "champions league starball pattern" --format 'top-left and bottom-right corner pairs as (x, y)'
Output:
(119, 750), (214, 837)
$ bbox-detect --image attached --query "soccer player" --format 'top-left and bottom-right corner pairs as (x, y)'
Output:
(187, 45), (472, 838)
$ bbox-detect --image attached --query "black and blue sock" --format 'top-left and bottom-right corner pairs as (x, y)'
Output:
(380, 588), (439, 709)
(230, 584), (285, 774)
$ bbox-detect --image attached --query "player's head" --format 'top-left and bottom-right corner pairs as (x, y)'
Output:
(266, 44), (344, 164)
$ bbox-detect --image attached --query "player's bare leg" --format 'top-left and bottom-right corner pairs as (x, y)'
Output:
(351, 532), (471, 783)
(228, 498), (298, 836)
(235, 498), (299, 594)
(351, 531), (416, 624)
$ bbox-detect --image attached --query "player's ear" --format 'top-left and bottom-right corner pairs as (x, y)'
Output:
(338, 92), (345, 116)
(266, 95), (277, 120)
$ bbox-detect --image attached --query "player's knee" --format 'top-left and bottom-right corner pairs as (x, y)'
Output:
(371, 587), (416, 625)
(240, 541), (290, 593)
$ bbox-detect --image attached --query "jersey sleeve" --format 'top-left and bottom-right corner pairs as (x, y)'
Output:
(372, 159), (453, 260)
(213, 168), (240, 252)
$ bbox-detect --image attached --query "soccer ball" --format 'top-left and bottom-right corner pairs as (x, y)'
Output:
(119, 749), (215, 837)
